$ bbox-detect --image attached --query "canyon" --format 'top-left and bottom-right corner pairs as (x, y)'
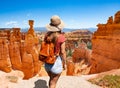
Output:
(0, 11), (120, 79)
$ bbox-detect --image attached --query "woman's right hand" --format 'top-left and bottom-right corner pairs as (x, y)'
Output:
(63, 64), (67, 70)
(63, 61), (67, 70)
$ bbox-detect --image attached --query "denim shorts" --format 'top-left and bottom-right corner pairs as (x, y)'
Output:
(45, 56), (63, 74)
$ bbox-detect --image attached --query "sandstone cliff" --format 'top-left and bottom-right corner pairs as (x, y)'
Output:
(90, 11), (120, 73)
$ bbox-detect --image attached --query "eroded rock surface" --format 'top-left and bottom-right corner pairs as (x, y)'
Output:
(0, 20), (42, 79)
(90, 11), (120, 74)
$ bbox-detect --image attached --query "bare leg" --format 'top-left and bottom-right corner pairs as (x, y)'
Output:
(47, 71), (61, 88)
(47, 71), (52, 87)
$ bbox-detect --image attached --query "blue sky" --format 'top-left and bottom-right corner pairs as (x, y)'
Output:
(0, 0), (120, 28)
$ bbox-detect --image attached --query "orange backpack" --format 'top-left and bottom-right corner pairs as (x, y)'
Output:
(39, 42), (56, 64)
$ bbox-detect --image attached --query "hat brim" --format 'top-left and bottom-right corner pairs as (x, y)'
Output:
(46, 20), (65, 32)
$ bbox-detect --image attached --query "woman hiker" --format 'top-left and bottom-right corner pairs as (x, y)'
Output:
(45, 15), (66, 88)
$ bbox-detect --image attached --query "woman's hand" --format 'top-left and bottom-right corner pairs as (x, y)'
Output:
(61, 42), (67, 70)
(62, 59), (67, 70)
(63, 63), (67, 70)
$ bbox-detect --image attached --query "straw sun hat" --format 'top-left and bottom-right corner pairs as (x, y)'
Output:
(46, 15), (65, 32)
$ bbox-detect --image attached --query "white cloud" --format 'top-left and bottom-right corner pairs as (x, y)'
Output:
(5, 21), (18, 27)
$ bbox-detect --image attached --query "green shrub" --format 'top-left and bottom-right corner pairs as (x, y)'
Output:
(67, 49), (73, 57)
(87, 41), (92, 49)
(89, 75), (120, 88)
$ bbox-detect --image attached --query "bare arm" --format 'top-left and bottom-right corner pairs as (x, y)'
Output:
(60, 42), (66, 69)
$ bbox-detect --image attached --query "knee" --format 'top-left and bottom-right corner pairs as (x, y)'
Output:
(50, 79), (56, 85)
(49, 80), (56, 88)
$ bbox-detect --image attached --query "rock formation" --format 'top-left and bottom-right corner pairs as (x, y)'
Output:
(90, 11), (120, 74)
(27, 20), (35, 37)
(65, 29), (92, 45)
(21, 20), (41, 79)
(0, 20), (42, 79)
(0, 39), (12, 72)
(66, 42), (91, 76)
(66, 57), (75, 76)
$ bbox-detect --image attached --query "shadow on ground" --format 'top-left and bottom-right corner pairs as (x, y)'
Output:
(34, 79), (48, 88)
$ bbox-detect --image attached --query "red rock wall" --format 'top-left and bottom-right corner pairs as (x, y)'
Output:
(90, 11), (120, 74)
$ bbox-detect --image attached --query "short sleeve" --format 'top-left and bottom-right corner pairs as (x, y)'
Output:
(54, 34), (66, 54)
(58, 34), (66, 44)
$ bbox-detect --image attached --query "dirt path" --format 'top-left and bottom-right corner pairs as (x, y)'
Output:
(13, 76), (101, 88)
(0, 70), (101, 88)
(1, 68), (120, 88)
